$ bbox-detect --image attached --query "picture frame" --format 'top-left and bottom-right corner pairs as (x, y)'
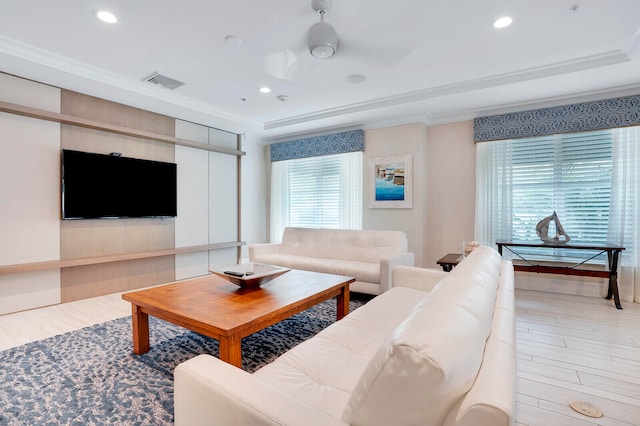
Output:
(368, 155), (412, 208)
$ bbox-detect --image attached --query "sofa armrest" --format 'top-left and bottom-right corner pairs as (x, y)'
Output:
(174, 354), (346, 426)
(391, 265), (447, 292)
(379, 252), (415, 293)
(249, 243), (281, 261)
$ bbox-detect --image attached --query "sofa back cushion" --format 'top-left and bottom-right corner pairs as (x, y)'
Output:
(279, 227), (408, 263)
(443, 259), (516, 426)
(341, 246), (502, 425)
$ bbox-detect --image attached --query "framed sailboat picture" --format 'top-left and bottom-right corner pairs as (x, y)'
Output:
(368, 155), (412, 208)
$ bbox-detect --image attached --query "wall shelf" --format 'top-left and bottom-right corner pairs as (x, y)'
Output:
(0, 100), (245, 156)
(0, 242), (245, 275)
(1, 76), (246, 311)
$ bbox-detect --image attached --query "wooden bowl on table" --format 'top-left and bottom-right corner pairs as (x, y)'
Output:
(210, 263), (290, 289)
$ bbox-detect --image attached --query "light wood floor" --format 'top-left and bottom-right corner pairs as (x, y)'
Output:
(515, 290), (640, 425)
(0, 289), (639, 425)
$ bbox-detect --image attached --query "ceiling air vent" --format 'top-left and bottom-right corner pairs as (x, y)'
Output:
(143, 72), (185, 90)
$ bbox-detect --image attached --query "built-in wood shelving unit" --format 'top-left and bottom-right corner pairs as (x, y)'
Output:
(1, 90), (245, 306)
(0, 242), (245, 275)
(0, 100), (245, 156)
(0, 98), (245, 281)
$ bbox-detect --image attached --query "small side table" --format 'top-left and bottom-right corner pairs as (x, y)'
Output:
(436, 253), (463, 272)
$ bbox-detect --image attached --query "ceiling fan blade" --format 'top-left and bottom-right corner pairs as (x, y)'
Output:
(264, 49), (301, 81)
(336, 37), (418, 66)
(328, 0), (426, 65)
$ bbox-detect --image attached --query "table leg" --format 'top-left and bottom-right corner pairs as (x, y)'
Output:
(606, 250), (623, 310)
(219, 334), (243, 368)
(336, 285), (350, 320)
(131, 304), (150, 354)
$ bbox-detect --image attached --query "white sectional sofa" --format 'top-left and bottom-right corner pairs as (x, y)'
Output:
(249, 227), (415, 295)
(174, 246), (515, 426)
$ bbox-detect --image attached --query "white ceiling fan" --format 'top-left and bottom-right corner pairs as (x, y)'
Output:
(263, 0), (424, 81)
(307, 0), (338, 59)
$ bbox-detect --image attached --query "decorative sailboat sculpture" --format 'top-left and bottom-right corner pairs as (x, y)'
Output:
(535, 211), (571, 244)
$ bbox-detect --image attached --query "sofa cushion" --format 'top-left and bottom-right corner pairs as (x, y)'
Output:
(341, 247), (502, 425)
(443, 263), (516, 426)
(255, 254), (380, 284)
(253, 287), (425, 419)
(279, 227), (407, 264)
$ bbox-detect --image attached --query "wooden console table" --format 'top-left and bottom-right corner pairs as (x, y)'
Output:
(496, 241), (625, 309)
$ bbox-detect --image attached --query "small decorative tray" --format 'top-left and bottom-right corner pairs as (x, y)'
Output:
(209, 263), (290, 289)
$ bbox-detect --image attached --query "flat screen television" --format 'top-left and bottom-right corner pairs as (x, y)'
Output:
(61, 149), (177, 219)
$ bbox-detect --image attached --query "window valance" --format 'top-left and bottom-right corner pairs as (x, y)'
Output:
(270, 129), (364, 162)
(474, 94), (640, 142)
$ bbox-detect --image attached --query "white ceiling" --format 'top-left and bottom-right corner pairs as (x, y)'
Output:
(1, 0), (640, 144)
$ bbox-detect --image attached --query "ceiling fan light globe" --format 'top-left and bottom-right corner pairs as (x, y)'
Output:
(308, 21), (338, 58)
(311, 45), (335, 58)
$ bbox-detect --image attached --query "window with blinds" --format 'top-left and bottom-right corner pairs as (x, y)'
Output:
(511, 129), (613, 258)
(287, 155), (341, 228)
(280, 152), (362, 230)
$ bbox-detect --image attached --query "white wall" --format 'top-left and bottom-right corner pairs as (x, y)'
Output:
(208, 129), (239, 268)
(425, 121), (476, 266)
(240, 141), (268, 262)
(174, 120), (210, 279)
(363, 123), (427, 266)
(0, 74), (62, 314)
(262, 122), (475, 269)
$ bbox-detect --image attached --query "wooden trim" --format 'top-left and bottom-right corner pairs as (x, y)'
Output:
(0, 100), (245, 156)
(495, 240), (624, 251)
(497, 240), (625, 309)
(0, 242), (245, 275)
(512, 264), (610, 278)
(237, 133), (243, 262)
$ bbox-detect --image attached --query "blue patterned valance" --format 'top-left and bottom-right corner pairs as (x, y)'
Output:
(474, 95), (640, 142)
(270, 129), (364, 162)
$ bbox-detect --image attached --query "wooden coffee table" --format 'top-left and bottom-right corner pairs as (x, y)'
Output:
(122, 269), (354, 368)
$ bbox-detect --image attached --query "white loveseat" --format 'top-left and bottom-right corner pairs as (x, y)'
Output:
(174, 246), (515, 426)
(249, 227), (415, 295)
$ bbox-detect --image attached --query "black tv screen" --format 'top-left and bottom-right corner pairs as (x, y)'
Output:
(62, 149), (177, 219)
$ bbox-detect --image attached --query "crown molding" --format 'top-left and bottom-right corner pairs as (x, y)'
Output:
(0, 36), (260, 131)
(264, 78), (640, 141)
(426, 82), (640, 127)
(262, 124), (365, 144)
(264, 49), (629, 130)
(360, 113), (430, 131)
(261, 112), (431, 144)
(2, 34), (636, 138)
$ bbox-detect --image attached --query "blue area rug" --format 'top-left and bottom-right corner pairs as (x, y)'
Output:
(0, 296), (369, 425)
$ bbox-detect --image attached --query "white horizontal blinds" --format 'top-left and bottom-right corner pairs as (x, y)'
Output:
(287, 155), (342, 228)
(511, 129), (613, 256)
(270, 151), (363, 243)
(339, 151), (363, 229)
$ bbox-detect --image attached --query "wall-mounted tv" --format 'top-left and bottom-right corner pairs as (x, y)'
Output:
(61, 149), (177, 220)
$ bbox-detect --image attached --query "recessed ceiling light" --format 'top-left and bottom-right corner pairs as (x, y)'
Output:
(493, 16), (512, 29)
(259, 87), (271, 93)
(277, 95), (289, 101)
(95, 10), (118, 24)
